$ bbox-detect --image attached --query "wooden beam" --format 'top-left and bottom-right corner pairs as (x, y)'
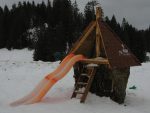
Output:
(98, 21), (111, 68)
(95, 7), (102, 57)
(96, 22), (101, 57)
(71, 21), (96, 53)
(80, 57), (109, 65)
(95, 7), (111, 68)
(96, 7), (102, 20)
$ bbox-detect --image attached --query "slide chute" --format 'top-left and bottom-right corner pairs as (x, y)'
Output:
(10, 54), (85, 106)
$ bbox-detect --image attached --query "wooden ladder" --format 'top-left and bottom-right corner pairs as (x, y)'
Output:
(71, 64), (97, 103)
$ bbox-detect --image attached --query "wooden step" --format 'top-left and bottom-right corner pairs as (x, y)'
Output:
(77, 82), (88, 85)
(80, 73), (89, 78)
(81, 73), (88, 76)
(74, 91), (85, 94)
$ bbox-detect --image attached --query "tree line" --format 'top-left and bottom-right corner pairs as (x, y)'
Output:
(0, 0), (149, 62)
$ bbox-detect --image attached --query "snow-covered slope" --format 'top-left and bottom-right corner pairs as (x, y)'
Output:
(0, 49), (150, 113)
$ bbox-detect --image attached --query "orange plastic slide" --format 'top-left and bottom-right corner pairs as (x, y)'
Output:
(10, 54), (85, 106)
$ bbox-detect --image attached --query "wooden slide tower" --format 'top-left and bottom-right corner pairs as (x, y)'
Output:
(70, 7), (141, 103)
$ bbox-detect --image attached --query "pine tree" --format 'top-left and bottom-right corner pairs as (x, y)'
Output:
(7, 2), (28, 49)
(3, 5), (10, 49)
(0, 7), (4, 48)
(132, 31), (146, 62)
(145, 26), (150, 52)
(33, 25), (55, 61)
(52, 0), (62, 25)
(46, 0), (52, 26)
(121, 18), (130, 47)
(104, 16), (110, 25)
(84, 0), (97, 27)
(72, 0), (84, 42)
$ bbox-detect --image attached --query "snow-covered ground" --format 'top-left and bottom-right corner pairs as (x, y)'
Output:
(0, 49), (150, 113)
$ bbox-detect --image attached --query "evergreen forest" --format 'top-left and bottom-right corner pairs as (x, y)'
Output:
(0, 0), (149, 62)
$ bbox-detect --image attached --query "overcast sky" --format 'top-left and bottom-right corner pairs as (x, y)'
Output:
(0, 0), (149, 29)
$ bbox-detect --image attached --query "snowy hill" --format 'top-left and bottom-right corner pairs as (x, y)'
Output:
(0, 49), (150, 113)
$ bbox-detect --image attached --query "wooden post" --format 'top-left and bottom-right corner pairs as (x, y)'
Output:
(96, 7), (111, 68)
(96, 7), (102, 20)
(95, 7), (102, 57)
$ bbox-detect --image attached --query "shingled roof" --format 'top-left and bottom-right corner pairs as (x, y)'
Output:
(70, 7), (141, 69)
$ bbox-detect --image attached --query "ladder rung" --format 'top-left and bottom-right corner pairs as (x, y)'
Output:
(81, 73), (89, 78)
(81, 73), (88, 76)
(74, 91), (85, 94)
(77, 82), (88, 85)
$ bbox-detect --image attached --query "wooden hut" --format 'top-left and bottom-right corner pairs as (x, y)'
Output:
(70, 7), (141, 104)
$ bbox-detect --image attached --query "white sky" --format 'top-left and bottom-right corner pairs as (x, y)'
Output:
(0, 0), (149, 29)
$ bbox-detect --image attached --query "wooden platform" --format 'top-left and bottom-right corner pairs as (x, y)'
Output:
(81, 57), (109, 65)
